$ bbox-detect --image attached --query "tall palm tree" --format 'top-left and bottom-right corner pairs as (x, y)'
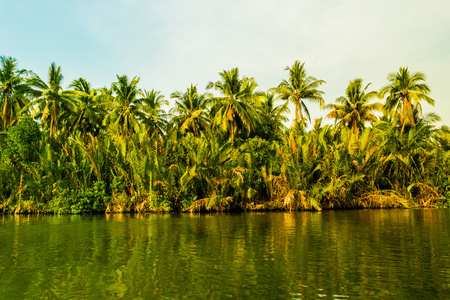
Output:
(170, 84), (211, 137)
(26, 63), (78, 137)
(271, 60), (325, 124)
(325, 78), (382, 136)
(0, 56), (29, 130)
(64, 77), (105, 139)
(139, 89), (169, 138)
(207, 68), (261, 141)
(379, 67), (435, 131)
(103, 75), (143, 136)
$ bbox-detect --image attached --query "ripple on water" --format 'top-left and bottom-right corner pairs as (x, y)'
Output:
(0, 209), (449, 299)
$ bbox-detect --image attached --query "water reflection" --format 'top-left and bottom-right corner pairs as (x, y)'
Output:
(0, 209), (449, 299)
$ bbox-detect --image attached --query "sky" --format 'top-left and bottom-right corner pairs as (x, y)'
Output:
(2, 0), (449, 127)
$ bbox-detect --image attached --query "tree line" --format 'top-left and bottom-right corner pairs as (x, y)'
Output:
(0, 56), (449, 213)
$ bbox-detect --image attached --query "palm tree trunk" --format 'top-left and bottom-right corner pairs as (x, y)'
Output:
(230, 120), (234, 141)
(406, 98), (415, 127)
(352, 118), (358, 138)
(401, 96), (414, 134)
(3, 94), (9, 129)
(227, 106), (235, 141)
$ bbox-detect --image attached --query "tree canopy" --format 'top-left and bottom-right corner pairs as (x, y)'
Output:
(0, 56), (448, 214)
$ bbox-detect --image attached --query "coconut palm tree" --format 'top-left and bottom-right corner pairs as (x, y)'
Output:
(139, 89), (169, 138)
(26, 63), (78, 137)
(0, 56), (29, 130)
(207, 68), (261, 141)
(258, 92), (290, 136)
(103, 75), (143, 136)
(325, 78), (382, 136)
(170, 84), (211, 137)
(271, 60), (325, 124)
(379, 67), (435, 132)
(63, 77), (105, 139)
(377, 106), (442, 193)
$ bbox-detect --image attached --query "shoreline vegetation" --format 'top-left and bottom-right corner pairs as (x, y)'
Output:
(0, 57), (449, 214)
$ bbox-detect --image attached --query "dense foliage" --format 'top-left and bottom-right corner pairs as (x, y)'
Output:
(0, 56), (449, 213)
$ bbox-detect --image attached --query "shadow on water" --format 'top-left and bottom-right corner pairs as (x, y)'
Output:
(0, 209), (449, 299)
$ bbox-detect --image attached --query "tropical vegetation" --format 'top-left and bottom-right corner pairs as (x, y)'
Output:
(0, 56), (448, 214)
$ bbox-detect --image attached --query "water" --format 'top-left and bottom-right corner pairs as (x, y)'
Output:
(0, 209), (449, 299)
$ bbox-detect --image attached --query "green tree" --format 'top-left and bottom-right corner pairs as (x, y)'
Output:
(207, 68), (261, 141)
(376, 107), (443, 195)
(325, 78), (382, 136)
(139, 89), (169, 139)
(26, 63), (78, 137)
(4, 114), (41, 164)
(170, 85), (211, 137)
(65, 77), (105, 139)
(103, 75), (143, 136)
(379, 67), (435, 131)
(0, 56), (29, 130)
(271, 60), (325, 124)
(257, 92), (290, 139)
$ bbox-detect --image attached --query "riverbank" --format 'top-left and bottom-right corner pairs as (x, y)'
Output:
(2, 184), (447, 214)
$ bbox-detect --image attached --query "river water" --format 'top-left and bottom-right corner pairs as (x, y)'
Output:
(0, 209), (449, 299)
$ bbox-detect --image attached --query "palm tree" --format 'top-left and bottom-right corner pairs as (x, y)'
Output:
(170, 84), (211, 137)
(0, 56), (29, 130)
(325, 78), (382, 136)
(103, 75), (143, 136)
(256, 92), (290, 139)
(64, 77), (105, 139)
(271, 60), (325, 124)
(26, 63), (78, 137)
(139, 89), (169, 138)
(207, 68), (261, 141)
(379, 67), (435, 131)
(377, 106), (443, 193)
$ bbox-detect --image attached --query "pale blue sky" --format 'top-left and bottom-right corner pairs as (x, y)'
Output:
(2, 0), (449, 126)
